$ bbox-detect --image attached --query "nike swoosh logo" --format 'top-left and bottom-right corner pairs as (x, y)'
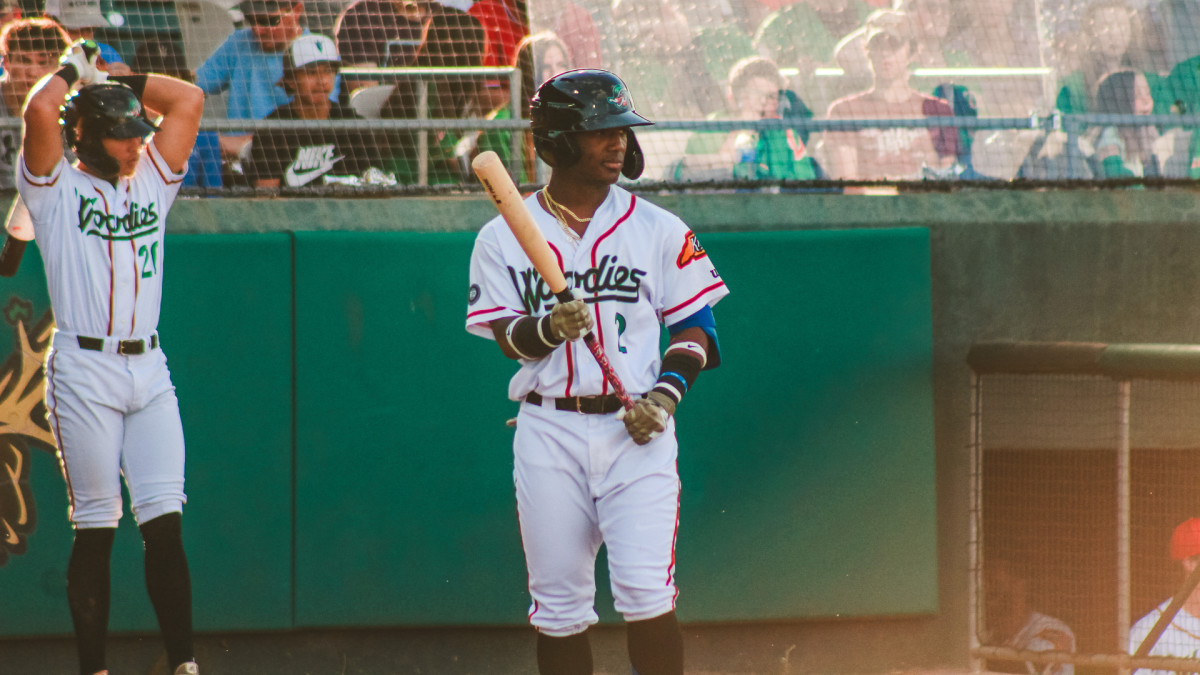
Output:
(284, 154), (345, 186)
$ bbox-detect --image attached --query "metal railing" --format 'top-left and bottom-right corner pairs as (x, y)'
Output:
(10, 100), (1200, 186)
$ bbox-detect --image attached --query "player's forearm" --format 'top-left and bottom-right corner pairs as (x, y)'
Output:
(22, 73), (71, 173)
(23, 72), (70, 126)
(139, 75), (204, 119)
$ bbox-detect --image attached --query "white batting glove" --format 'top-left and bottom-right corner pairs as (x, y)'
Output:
(60, 40), (107, 87)
(616, 391), (674, 445)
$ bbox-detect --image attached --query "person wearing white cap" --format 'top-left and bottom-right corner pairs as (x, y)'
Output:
(42, 0), (130, 74)
(245, 34), (389, 187)
(1129, 517), (1200, 674)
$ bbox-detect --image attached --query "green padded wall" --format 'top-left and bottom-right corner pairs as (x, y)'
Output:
(290, 227), (936, 627)
(292, 231), (531, 627)
(0, 220), (935, 635)
(0, 234), (293, 635)
(674, 229), (936, 620)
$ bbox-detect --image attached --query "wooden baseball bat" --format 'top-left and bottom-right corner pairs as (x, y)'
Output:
(0, 196), (33, 278)
(471, 150), (634, 411)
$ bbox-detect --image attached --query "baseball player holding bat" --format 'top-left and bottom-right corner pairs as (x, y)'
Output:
(466, 69), (728, 675)
(19, 40), (204, 675)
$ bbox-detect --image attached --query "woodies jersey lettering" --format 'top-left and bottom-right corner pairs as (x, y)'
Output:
(77, 196), (160, 239)
(17, 142), (185, 338)
(466, 185), (728, 400)
(507, 255), (647, 313)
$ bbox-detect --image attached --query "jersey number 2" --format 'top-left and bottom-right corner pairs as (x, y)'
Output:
(138, 241), (159, 279)
(614, 313), (628, 353)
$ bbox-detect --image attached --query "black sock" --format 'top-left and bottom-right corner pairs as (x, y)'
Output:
(627, 611), (683, 675)
(67, 527), (116, 675)
(140, 512), (194, 668)
(536, 630), (593, 675)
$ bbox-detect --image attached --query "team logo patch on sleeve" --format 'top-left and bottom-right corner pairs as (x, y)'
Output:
(468, 284), (481, 305)
(676, 231), (708, 268)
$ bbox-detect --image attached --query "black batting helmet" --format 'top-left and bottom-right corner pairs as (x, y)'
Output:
(530, 69), (653, 179)
(61, 83), (159, 178)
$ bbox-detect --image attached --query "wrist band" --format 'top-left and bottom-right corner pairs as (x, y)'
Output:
(110, 74), (148, 99)
(652, 348), (705, 406)
(55, 65), (79, 87)
(505, 315), (562, 360)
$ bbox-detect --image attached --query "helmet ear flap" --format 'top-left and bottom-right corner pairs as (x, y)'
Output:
(621, 129), (644, 180)
(534, 131), (582, 170)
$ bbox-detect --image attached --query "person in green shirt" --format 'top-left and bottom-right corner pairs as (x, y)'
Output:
(673, 56), (823, 182)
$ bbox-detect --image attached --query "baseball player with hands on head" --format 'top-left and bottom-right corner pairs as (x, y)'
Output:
(466, 69), (728, 675)
(20, 38), (204, 675)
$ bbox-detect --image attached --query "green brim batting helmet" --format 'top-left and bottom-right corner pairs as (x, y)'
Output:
(61, 82), (159, 176)
(530, 69), (653, 179)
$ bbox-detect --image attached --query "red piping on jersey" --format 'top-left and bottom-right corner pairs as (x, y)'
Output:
(148, 144), (184, 185)
(668, 468), (680, 607)
(547, 241), (564, 273)
(47, 351), (75, 520)
(127, 192), (138, 334)
(466, 305), (511, 321)
(21, 162), (60, 186)
(586, 197), (636, 395)
(662, 281), (727, 320)
(93, 186), (115, 335)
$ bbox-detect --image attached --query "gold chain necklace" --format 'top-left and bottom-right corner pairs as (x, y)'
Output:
(541, 187), (589, 242)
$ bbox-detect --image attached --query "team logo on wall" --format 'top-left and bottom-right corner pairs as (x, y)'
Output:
(676, 231), (708, 268)
(0, 297), (55, 566)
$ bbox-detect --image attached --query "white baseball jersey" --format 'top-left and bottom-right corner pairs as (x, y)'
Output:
(18, 142), (184, 338)
(466, 184), (727, 636)
(19, 143), (188, 529)
(1131, 602), (1200, 675)
(466, 185), (728, 399)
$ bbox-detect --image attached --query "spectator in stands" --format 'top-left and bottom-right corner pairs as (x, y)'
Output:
(1129, 517), (1200, 673)
(754, 0), (873, 108)
(831, 8), (908, 102)
(1054, 0), (1160, 116)
(132, 38), (224, 189)
(984, 557), (1076, 675)
(1087, 69), (1163, 178)
(609, 0), (722, 120)
(822, 26), (958, 182)
(0, 17), (70, 187)
(379, 7), (487, 184)
(467, 0), (525, 69)
(246, 34), (391, 187)
(333, 0), (425, 94)
(896, 0), (980, 172)
(196, 0), (306, 164)
(43, 0), (129, 74)
(469, 30), (572, 182)
(674, 56), (823, 182)
(529, 0), (602, 68)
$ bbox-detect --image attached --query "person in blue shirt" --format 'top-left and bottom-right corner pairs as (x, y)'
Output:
(196, 0), (306, 169)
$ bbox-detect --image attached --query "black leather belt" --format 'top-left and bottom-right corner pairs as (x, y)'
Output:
(525, 391), (624, 414)
(77, 334), (158, 355)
